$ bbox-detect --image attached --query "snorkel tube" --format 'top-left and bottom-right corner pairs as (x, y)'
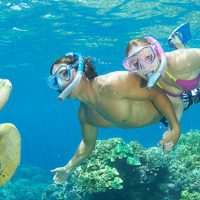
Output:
(58, 53), (84, 101)
(145, 36), (167, 89)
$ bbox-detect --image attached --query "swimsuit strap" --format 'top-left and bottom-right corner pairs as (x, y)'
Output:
(163, 70), (177, 82)
(156, 70), (177, 88)
(156, 74), (182, 97)
(156, 82), (163, 89)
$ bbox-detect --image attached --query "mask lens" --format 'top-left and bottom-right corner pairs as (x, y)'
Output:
(123, 46), (156, 72)
(48, 65), (70, 91)
(47, 75), (60, 90)
(58, 67), (68, 77)
(123, 55), (139, 71)
(54, 65), (70, 82)
(137, 46), (155, 64)
(128, 56), (137, 65)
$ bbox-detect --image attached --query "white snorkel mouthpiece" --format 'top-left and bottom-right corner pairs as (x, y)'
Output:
(58, 53), (84, 101)
(145, 36), (167, 89)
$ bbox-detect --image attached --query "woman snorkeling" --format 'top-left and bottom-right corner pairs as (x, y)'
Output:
(123, 23), (200, 121)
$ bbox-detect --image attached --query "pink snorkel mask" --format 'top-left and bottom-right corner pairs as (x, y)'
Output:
(123, 36), (167, 89)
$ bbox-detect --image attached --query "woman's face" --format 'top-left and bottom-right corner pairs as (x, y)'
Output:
(125, 45), (161, 79)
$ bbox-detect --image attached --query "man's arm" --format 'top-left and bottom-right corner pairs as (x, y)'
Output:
(65, 123), (98, 171)
(51, 122), (98, 184)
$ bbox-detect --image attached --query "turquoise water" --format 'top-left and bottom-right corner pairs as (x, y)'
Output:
(0, 1), (200, 199)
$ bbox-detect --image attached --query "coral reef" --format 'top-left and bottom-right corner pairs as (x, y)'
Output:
(42, 130), (200, 200)
(180, 190), (200, 200)
(0, 166), (51, 200)
(1, 130), (199, 200)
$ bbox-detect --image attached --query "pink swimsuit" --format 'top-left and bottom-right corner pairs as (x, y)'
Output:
(176, 74), (200, 91)
(158, 71), (200, 97)
(160, 73), (200, 127)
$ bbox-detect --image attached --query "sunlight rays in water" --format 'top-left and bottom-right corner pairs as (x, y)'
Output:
(0, 0), (200, 72)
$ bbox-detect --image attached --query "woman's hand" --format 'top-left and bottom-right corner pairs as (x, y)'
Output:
(51, 166), (71, 184)
(159, 129), (180, 154)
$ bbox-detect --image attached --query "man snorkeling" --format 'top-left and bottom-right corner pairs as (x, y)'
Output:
(48, 52), (180, 184)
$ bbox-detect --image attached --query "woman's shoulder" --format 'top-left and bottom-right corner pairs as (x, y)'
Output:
(166, 48), (200, 73)
(166, 48), (200, 57)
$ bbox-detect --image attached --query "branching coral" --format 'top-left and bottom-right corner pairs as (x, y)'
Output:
(42, 130), (200, 200)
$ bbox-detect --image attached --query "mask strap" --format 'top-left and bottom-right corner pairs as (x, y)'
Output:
(145, 36), (164, 57)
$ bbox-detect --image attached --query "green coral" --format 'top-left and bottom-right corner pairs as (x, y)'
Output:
(167, 130), (200, 193)
(75, 165), (122, 192)
(175, 129), (200, 170)
(0, 167), (51, 200)
(42, 130), (200, 200)
(71, 138), (142, 193)
(181, 191), (200, 200)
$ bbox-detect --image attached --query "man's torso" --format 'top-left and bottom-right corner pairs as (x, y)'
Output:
(79, 72), (162, 128)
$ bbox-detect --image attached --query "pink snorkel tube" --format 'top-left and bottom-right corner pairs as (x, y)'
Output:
(145, 36), (167, 89)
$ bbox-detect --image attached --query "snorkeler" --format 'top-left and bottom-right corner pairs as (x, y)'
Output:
(0, 79), (21, 186)
(123, 23), (200, 122)
(48, 52), (181, 184)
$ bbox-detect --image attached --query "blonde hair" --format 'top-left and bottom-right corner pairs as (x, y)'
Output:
(126, 37), (151, 56)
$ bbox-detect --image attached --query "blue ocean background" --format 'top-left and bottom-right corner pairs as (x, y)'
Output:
(0, 0), (200, 173)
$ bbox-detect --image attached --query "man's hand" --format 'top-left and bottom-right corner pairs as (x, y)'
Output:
(159, 129), (180, 154)
(51, 166), (71, 184)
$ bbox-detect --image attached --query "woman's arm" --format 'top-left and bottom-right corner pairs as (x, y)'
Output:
(126, 78), (181, 153)
(167, 95), (184, 121)
(148, 88), (181, 153)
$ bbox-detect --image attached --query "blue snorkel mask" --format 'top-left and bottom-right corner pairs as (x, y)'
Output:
(48, 52), (84, 101)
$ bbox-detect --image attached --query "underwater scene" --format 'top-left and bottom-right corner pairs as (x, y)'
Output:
(0, 0), (200, 199)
